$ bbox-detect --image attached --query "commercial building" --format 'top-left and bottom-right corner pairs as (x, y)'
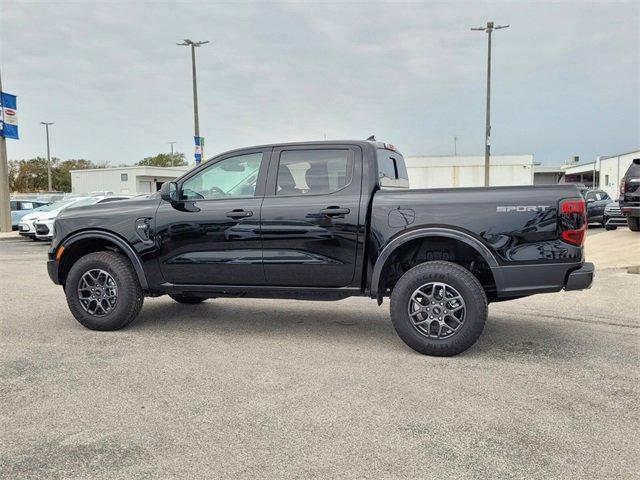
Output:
(70, 166), (190, 195)
(562, 149), (639, 199)
(405, 154), (534, 188)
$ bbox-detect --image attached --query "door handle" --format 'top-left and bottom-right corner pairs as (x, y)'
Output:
(319, 206), (350, 216)
(226, 209), (253, 219)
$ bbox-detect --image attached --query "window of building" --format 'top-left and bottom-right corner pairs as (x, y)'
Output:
(121, 173), (128, 182)
(276, 149), (352, 196)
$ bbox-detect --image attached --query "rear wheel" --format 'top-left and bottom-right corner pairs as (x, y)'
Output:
(390, 261), (487, 356)
(628, 217), (640, 232)
(169, 294), (208, 304)
(65, 251), (143, 330)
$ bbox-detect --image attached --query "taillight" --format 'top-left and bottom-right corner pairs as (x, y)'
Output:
(620, 179), (626, 195)
(559, 198), (586, 246)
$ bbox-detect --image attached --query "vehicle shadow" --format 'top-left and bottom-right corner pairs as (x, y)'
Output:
(127, 298), (582, 359)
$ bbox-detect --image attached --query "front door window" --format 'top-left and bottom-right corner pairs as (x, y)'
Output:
(182, 153), (262, 200)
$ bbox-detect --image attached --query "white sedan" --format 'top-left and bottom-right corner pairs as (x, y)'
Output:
(33, 195), (132, 241)
(19, 197), (89, 240)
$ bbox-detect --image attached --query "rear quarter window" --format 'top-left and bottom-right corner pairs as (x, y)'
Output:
(377, 149), (409, 189)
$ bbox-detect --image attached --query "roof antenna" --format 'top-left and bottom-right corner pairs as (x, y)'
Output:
(366, 135), (376, 141)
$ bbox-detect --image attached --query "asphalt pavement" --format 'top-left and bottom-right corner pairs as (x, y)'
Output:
(1, 232), (638, 479)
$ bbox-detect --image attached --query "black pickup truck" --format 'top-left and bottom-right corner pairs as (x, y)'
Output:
(47, 140), (594, 356)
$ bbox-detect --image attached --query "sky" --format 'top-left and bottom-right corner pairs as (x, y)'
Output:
(1, 0), (638, 166)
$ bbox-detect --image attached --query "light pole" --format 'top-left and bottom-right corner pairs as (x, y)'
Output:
(454, 135), (458, 156)
(168, 141), (176, 166)
(0, 66), (11, 232)
(40, 122), (54, 191)
(471, 21), (509, 187)
(177, 39), (209, 165)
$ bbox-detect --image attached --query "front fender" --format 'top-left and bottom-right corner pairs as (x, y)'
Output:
(51, 229), (149, 290)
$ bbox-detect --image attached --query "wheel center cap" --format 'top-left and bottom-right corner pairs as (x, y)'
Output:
(433, 306), (442, 315)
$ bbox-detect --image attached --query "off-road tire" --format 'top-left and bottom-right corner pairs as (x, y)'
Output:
(390, 261), (487, 356)
(628, 217), (640, 232)
(169, 294), (208, 304)
(65, 251), (144, 331)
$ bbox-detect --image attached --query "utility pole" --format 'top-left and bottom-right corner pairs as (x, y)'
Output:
(168, 141), (176, 166)
(0, 67), (10, 232)
(454, 135), (458, 156)
(177, 39), (209, 165)
(471, 21), (509, 187)
(40, 122), (54, 191)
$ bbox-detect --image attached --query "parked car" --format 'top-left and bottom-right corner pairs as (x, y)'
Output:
(46, 140), (593, 356)
(578, 189), (612, 227)
(619, 158), (640, 231)
(10, 199), (50, 229)
(34, 195), (132, 241)
(19, 197), (89, 240)
(603, 201), (627, 230)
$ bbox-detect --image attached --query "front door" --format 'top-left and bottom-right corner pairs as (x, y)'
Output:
(260, 145), (362, 287)
(155, 149), (269, 285)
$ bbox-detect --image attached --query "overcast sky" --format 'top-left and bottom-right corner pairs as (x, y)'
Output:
(1, 0), (638, 166)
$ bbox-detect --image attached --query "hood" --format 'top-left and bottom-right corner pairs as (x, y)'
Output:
(21, 210), (50, 221)
(53, 195), (161, 246)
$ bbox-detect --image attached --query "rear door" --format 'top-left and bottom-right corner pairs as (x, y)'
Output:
(260, 145), (363, 287)
(155, 148), (269, 285)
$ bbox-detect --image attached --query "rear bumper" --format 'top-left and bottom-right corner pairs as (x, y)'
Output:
(621, 205), (640, 217)
(564, 262), (595, 291)
(493, 261), (595, 298)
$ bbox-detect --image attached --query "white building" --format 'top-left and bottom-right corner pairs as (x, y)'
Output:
(405, 154), (534, 189)
(70, 166), (191, 195)
(563, 149), (639, 199)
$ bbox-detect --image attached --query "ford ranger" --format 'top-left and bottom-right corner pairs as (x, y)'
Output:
(47, 140), (594, 356)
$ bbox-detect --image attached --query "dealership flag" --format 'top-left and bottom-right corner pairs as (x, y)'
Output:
(0, 92), (19, 139)
(194, 136), (204, 165)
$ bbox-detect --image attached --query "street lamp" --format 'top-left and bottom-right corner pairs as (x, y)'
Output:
(177, 39), (209, 165)
(471, 21), (509, 187)
(40, 121), (54, 191)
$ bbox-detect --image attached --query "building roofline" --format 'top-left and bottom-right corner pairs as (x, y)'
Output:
(69, 166), (191, 173)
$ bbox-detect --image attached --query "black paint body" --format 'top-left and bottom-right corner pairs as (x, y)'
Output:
(49, 140), (591, 302)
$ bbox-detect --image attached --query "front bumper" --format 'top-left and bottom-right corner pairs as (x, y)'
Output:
(47, 244), (61, 284)
(35, 220), (54, 240)
(565, 262), (595, 291)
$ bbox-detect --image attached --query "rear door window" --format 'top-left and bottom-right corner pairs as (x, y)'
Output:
(275, 149), (352, 196)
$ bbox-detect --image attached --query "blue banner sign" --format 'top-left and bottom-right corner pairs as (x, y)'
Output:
(194, 136), (204, 165)
(0, 92), (19, 139)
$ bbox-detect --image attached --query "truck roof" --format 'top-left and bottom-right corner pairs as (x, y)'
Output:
(212, 140), (396, 157)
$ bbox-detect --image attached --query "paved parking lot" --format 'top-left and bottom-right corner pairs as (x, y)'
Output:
(1, 230), (638, 479)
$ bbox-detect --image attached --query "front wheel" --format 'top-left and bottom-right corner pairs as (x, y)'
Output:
(390, 261), (488, 356)
(628, 217), (640, 232)
(65, 251), (144, 331)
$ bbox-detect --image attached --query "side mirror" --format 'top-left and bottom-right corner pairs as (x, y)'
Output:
(587, 198), (595, 203)
(160, 181), (180, 203)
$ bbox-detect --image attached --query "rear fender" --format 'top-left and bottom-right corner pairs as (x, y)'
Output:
(370, 227), (499, 300)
